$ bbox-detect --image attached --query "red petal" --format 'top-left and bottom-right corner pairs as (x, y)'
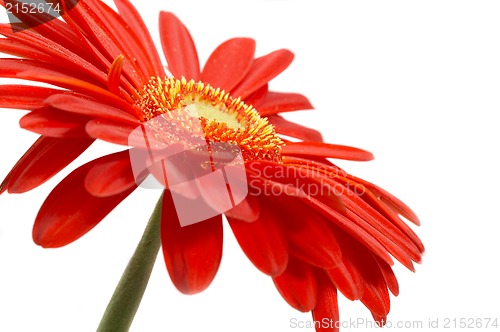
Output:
(0, 38), (51, 65)
(84, 150), (137, 197)
(19, 107), (88, 137)
(302, 197), (394, 266)
(285, 204), (342, 269)
(90, 0), (155, 80)
(281, 141), (374, 161)
(339, 234), (391, 317)
(374, 256), (399, 296)
(361, 277), (390, 318)
(343, 193), (422, 266)
(340, 175), (424, 252)
(258, 92), (314, 115)
(0, 1), (93, 62)
(114, 0), (165, 76)
(2, 136), (93, 194)
(244, 83), (268, 108)
(312, 272), (340, 332)
(224, 194), (260, 222)
(45, 94), (139, 124)
(33, 159), (135, 248)
(273, 258), (317, 312)
(61, 0), (144, 88)
(349, 174), (421, 227)
(247, 164), (394, 267)
(378, 187), (421, 226)
(246, 160), (345, 213)
(228, 197), (289, 276)
(0, 85), (65, 110)
(231, 49), (294, 100)
(85, 119), (136, 146)
(0, 24), (107, 86)
(201, 38), (256, 92)
(0, 58), (136, 112)
(268, 115), (323, 142)
(159, 12), (200, 81)
(161, 191), (223, 294)
(326, 259), (364, 301)
(372, 314), (388, 327)
(107, 54), (124, 95)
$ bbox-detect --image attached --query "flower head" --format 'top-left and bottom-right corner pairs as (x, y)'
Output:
(0, 0), (424, 330)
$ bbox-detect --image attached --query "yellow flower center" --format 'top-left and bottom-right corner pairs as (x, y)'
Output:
(135, 77), (283, 162)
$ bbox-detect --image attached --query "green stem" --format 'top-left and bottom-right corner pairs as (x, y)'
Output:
(97, 194), (163, 332)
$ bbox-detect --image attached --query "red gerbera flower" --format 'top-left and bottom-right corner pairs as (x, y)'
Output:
(0, 0), (424, 331)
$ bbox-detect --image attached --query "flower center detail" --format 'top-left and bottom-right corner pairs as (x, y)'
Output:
(135, 77), (283, 162)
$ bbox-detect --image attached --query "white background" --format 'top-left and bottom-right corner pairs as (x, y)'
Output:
(1, 1), (500, 331)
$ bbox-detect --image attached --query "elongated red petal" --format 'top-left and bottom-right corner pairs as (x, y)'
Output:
(161, 191), (223, 294)
(84, 150), (137, 197)
(267, 115), (323, 142)
(0, 24), (107, 86)
(0, 58), (136, 110)
(224, 195), (260, 222)
(281, 141), (374, 161)
(312, 272), (340, 332)
(33, 159), (135, 248)
(344, 193), (422, 265)
(246, 160), (345, 213)
(0, 38), (53, 65)
(90, 0), (154, 80)
(107, 54), (124, 95)
(19, 107), (88, 137)
(258, 92), (314, 115)
(338, 233), (391, 317)
(285, 205), (342, 269)
(361, 275), (390, 318)
(0, 85), (65, 110)
(159, 12), (200, 81)
(85, 119), (136, 146)
(347, 174), (421, 227)
(326, 259), (364, 301)
(273, 258), (317, 312)
(228, 197), (289, 276)
(0, 0), (91, 61)
(333, 174), (423, 252)
(231, 49), (294, 100)
(378, 188), (421, 226)
(301, 197), (394, 266)
(114, 0), (165, 76)
(244, 83), (268, 108)
(45, 94), (139, 124)
(374, 256), (399, 296)
(246, 163), (400, 268)
(201, 38), (255, 92)
(2, 136), (93, 194)
(61, 0), (143, 88)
